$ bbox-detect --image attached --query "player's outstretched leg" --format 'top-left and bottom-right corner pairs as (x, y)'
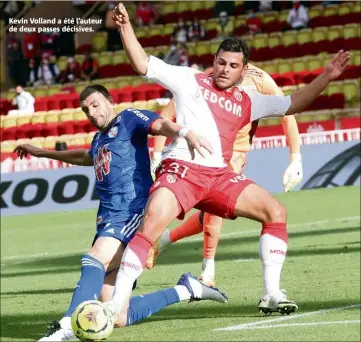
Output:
(106, 187), (181, 318)
(146, 211), (203, 269)
(38, 237), (123, 341)
(104, 272), (228, 327)
(233, 183), (298, 315)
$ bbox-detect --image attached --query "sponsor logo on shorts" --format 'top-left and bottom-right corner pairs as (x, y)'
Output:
(97, 216), (102, 224)
(153, 181), (161, 188)
(108, 126), (118, 138)
(167, 174), (177, 184)
(230, 175), (247, 183)
(270, 249), (286, 256)
(121, 261), (140, 271)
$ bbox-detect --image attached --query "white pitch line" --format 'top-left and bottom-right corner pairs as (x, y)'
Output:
(214, 304), (361, 331)
(229, 320), (360, 330)
(235, 258), (255, 262)
(2, 216), (360, 262)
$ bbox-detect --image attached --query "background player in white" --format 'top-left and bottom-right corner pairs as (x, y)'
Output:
(105, 2), (350, 322)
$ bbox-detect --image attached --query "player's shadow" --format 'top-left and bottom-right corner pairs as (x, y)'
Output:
(1, 288), (74, 296)
(139, 298), (361, 324)
(1, 225), (359, 279)
(1, 299), (359, 340)
(1, 311), (66, 341)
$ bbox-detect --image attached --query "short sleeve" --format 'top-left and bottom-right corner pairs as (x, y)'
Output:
(123, 108), (161, 135)
(262, 72), (284, 96)
(247, 90), (291, 121)
(145, 55), (197, 94)
(88, 133), (99, 158)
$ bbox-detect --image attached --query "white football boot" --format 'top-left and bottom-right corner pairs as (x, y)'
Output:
(38, 320), (76, 341)
(258, 289), (298, 315)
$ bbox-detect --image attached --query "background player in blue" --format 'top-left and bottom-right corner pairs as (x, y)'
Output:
(14, 85), (226, 341)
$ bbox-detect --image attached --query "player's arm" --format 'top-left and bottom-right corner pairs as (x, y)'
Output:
(285, 50), (350, 115)
(250, 51), (350, 121)
(13, 144), (93, 166)
(150, 118), (212, 159)
(113, 3), (195, 90)
(113, 3), (148, 75)
(152, 99), (176, 170)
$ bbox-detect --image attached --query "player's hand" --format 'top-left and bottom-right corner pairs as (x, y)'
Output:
(184, 130), (213, 160)
(13, 144), (42, 159)
(112, 3), (130, 27)
(151, 152), (162, 178)
(282, 153), (303, 193)
(323, 50), (351, 81)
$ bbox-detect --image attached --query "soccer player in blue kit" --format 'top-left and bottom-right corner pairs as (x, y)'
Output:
(14, 85), (228, 341)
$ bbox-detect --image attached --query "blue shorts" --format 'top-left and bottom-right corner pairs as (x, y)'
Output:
(92, 210), (144, 246)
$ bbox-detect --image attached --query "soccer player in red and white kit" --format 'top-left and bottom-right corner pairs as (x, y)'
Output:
(146, 63), (303, 289)
(106, 2), (350, 318)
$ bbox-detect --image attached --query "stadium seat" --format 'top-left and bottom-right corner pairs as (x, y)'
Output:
(306, 56), (323, 71)
(2, 117), (17, 129)
(292, 59), (306, 73)
(327, 82), (343, 96)
(57, 56), (68, 71)
(163, 23), (176, 36)
(195, 41), (211, 56)
(308, 6), (323, 19)
(1, 140), (16, 153)
(342, 80), (360, 104)
(324, 4), (338, 17)
(297, 28), (312, 45)
(92, 32), (108, 53)
(86, 132), (95, 145)
(33, 87), (48, 98)
(327, 25), (343, 42)
(277, 60), (292, 74)
(30, 137), (45, 148)
(16, 116), (31, 127)
(59, 112), (74, 122)
(253, 34), (268, 49)
(343, 23), (360, 39)
(47, 85), (62, 96)
(160, 2), (176, 16)
(111, 51), (127, 65)
(98, 54), (112, 66)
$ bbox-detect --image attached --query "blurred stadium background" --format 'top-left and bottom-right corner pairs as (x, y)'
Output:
(0, 0), (360, 173)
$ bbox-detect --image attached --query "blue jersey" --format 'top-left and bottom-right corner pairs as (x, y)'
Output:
(88, 108), (160, 235)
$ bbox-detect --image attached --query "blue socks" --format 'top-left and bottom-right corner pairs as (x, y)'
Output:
(126, 288), (180, 326)
(64, 254), (105, 317)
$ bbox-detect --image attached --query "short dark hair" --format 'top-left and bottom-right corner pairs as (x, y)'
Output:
(79, 84), (112, 103)
(216, 38), (251, 64)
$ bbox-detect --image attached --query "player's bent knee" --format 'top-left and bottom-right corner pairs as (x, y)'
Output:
(88, 236), (123, 270)
(267, 202), (287, 223)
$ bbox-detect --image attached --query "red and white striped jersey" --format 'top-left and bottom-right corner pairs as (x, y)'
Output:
(146, 56), (291, 167)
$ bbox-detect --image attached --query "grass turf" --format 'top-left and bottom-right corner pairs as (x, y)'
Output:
(1, 186), (360, 341)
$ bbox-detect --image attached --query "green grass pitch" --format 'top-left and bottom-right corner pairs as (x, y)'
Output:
(1, 186), (360, 341)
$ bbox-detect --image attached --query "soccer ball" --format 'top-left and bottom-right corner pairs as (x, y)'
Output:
(71, 300), (114, 341)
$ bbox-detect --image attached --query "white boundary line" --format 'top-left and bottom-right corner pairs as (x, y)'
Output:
(214, 304), (361, 331)
(2, 215), (360, 262)
(227, 320), (360, 330)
